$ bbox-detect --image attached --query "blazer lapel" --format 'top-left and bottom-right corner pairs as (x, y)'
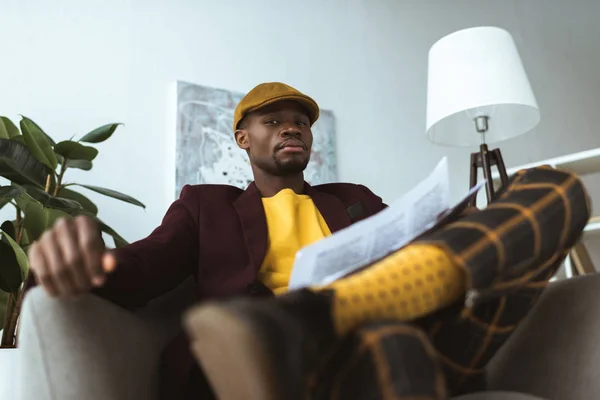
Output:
(305, 182), (353, 233)
(233, 182), (355, 273)
(233, 182), (268, 273)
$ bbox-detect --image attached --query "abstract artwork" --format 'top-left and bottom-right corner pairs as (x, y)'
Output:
(175, 81), (337, 197)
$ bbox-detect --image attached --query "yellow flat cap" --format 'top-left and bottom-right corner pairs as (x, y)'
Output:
(233, 82), (319, 131)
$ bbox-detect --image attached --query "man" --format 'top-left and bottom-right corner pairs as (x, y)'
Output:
(28, 82), (590, 399)
(29, 82), (389, 398)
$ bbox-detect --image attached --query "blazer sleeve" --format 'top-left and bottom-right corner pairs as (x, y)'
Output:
(93, 185), (200, 309)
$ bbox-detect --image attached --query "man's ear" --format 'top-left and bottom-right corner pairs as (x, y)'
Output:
(235, 130), (249, 150)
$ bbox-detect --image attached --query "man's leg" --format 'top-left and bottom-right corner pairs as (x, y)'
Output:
(308, 321), (447, 400)
(184, 166), (590, 400)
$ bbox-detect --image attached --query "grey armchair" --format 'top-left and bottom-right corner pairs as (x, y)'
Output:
(16, 273), (600, 400)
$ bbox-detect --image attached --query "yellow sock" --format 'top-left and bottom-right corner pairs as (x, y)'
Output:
(316, 244), (466, 336)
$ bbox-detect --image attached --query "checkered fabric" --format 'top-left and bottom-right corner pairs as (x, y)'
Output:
(311, 166), (590, 399)
(310, 321), (448, 400)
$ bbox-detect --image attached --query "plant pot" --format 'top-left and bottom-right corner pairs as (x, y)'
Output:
(0, 347), (19, 398)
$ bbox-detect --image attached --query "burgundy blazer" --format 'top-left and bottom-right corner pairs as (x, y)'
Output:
(95, 181), (386, 399)
(97, 181), (386, 308)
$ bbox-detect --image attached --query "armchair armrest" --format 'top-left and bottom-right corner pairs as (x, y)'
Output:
(17, 278), (196, 400)
(486, 274), (600, 400)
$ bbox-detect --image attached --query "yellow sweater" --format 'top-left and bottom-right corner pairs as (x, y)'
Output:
(259, 189), (331, 294)
(258, 189), (465, 331)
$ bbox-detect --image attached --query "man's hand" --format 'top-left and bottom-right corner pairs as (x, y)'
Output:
(28, 215), (116, 299)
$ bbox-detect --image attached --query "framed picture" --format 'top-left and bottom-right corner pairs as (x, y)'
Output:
(175, 81), (337, 197)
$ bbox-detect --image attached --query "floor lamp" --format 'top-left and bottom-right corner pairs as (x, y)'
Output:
(425, 26), (541, 206)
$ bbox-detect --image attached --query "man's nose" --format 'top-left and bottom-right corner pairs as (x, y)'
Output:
(279, 124), (301, 138)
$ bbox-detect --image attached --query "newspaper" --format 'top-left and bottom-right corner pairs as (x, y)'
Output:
(288, 157), (484, 289)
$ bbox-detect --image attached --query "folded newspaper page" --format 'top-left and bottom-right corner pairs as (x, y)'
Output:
(288, 157), (484, 289)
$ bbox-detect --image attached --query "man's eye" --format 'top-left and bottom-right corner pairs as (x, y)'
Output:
(297, 121), (307, 127)
(265, 120), (278, 125)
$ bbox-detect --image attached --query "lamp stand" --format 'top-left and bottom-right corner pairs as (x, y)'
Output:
(468, 116), (509, 207)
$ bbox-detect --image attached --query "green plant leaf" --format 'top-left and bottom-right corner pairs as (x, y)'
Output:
(11, 136), (25, 144)
(79, 123), (122, 143)
(23, 201), (70, 242)
(73, 184), (145, 208)
(0, 186), (21, 211)
(0, 198), (11, 211)
(0, 117), (19, 140)
(1, 221), (15, 240)
(1, 229), (29, 281)
(57, 153), (92, 170)
(0, 138), (49, 188)
(12, 184), (37, 211)
(78, 212), (128, 248)
(54, 141), (98, 161)
(20, 116), (58, 170)
(19, 227), (30, 248)
(19, 117), (55, 146)
(99, 221), (128, 248)
(57, 188), (98, 215)
(0, 236), (23, 293)
(19, 185), (82, 212)
(64, 159), (92, 171)
(0, 186), (20, 202)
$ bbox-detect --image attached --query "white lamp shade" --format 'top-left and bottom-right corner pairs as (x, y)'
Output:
(426, 26), (540, 147)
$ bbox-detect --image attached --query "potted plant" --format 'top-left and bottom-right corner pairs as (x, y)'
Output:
(0, 116), (145, 348)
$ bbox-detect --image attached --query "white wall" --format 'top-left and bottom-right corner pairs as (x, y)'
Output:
(0, 0), (599, 243)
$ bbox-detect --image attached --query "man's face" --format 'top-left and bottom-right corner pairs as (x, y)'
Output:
(235, 100), (313, 177)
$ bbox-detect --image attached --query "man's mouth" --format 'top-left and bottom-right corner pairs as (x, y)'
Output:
(276, 140), (306, 153)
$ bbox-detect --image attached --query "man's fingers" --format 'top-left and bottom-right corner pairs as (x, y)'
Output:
(55, 217), (93, 294)
(102, 252), (117, 274)
(40, 228), (78, 297)
(28, 242), (59, 297)
(74, 215), (105, 287)
(27, 215), (105, 298)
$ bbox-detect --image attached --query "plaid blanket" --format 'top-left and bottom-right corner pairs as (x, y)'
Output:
(312, 166), (590, 399)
